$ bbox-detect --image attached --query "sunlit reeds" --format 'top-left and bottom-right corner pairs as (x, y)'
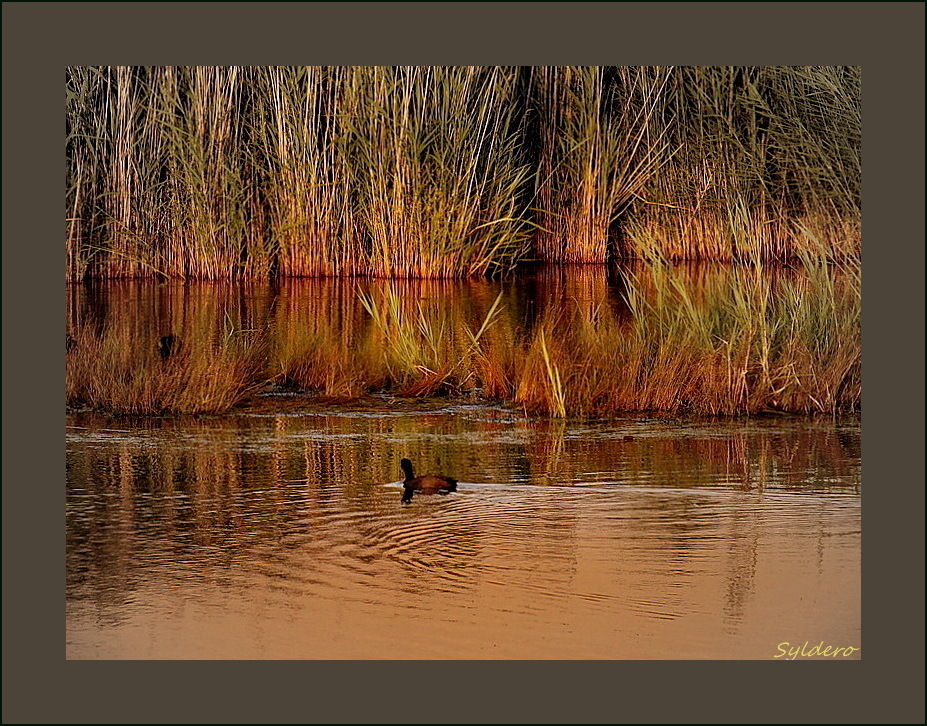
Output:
(66, 66), (268, 279)
(531, 66), (672, 263)
(67, 66), (859, 279)
(355, 282), (508, 395)
(340, 66), (533, 277)
(67, 66), (534, 279)
(622, 66), (861, 262)
(66, 325), (265, 414)
(66, 283), (267, 413)
(250, 66), (358, 277)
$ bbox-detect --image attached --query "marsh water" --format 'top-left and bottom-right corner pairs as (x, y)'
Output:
(65, 272), (861, 659)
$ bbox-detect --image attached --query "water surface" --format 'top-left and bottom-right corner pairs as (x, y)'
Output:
(66, 400), (860, 659)
(66, 273), (860, 659)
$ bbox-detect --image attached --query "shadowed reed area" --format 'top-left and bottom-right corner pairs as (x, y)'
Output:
(66, 261), (860, 417)
(67, 66), (859, 279)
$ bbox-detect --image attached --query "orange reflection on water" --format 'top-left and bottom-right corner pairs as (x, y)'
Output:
(67, 404), (860, 659)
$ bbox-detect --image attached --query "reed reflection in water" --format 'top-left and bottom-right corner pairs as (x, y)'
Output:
(66, 262), (860, 416)
(66, 403), (860, 659)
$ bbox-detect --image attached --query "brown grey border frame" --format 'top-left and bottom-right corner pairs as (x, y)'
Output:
(3, 2), (924, 724)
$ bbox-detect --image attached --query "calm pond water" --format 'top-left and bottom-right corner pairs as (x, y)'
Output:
(66, 401), (860, 660)
(65, 273), (861, 659)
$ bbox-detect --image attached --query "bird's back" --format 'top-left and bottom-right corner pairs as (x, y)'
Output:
(407, 474), (457, 493)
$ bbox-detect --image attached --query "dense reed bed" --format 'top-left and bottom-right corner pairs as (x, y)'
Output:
(513, 259), (860, 415)
(531, 66), (672, 263)
(67, 66), (532, 280)
(67, 66), (859, 279)
(66, 67), (268, 280)
(66, 261), (860, 417)
(622, 66), (861, 262)
(340, 67), (533, 277)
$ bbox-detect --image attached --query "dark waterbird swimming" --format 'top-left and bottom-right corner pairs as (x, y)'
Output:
(400, 458), (457, 503)
(158, 334), (178, 359)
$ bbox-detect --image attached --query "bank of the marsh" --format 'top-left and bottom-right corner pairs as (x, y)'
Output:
(67, 66), (860, 280)
(65, 260), (860, 417)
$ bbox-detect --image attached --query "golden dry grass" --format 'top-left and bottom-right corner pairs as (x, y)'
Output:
(67, 66), (859, 279)
(66, 260), (859, 417)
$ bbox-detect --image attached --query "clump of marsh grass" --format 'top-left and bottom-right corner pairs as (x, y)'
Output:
(153, 66), (268, 278)
(355, 283), (508, 395)
(66, 319), (267, 415)
(268, 279), (520, 402)
(532, 66), (672, 263)
(623, 66), (861, 262)
(615, 258), (860, 414)
(510, 259), (860, 416)
(66, 66), (269, 280)
(250, 66), (358, 277)
(275, 327), (369, 398)
(519, 329), (567, 417)
(340, 66), (534, 277)
(67, 66), (168, 279)
(271, 278), (374, 395)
